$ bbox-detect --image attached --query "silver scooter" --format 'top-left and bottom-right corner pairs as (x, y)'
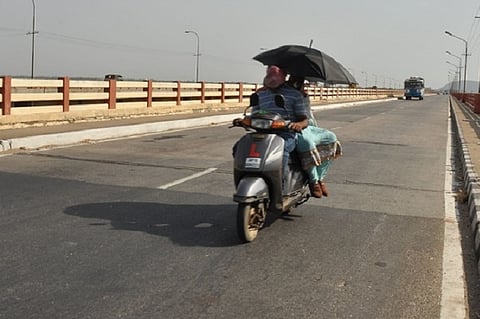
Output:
(231, 94), (311, 242)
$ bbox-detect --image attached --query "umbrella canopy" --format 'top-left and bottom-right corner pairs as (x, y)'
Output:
(253, 45), (357, 85)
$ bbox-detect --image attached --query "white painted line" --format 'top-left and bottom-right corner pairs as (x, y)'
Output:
(440, 106), (467, 319)
(157, 167), (218, 190)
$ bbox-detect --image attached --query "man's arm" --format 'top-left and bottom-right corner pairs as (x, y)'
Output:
(289, 116), (308, 132)
(290, 91), (308, 132)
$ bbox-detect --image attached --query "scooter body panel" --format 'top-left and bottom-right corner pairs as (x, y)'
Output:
(233, 132), (309, 212)
(234, 133), (283, 209)
(233, 176), (269, 203)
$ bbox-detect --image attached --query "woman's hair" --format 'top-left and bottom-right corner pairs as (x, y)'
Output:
(287, 75), (305, 90)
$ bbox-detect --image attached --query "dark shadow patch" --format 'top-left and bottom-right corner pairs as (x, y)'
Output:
(64, 201), (290, 247)
(349, 140), (409, 147)
(152, 135), (186, 141)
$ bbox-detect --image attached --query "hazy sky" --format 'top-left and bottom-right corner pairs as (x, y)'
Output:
(1, 0), (480, 89)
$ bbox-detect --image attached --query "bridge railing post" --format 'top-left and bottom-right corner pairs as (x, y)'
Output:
(176, 81), (181, 106)
(221, 82), (225, 103)
(201, 81), (205, 104)
(58, 77), (70, 113)
(1, 76), (11, 115)
(108, 79), (116, 110)
(144, 80), (153, 108)
(238, 83), (243, 103)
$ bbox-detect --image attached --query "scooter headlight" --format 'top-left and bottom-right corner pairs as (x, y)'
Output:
(251, 118), (273, 129)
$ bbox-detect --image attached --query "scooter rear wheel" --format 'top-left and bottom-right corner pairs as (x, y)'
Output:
(237, 202), (265, 243)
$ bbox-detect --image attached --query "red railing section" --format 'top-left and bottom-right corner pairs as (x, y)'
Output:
(451, 93), (480, 114)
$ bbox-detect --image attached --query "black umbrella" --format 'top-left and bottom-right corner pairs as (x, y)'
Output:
(253, 45), (357, 85)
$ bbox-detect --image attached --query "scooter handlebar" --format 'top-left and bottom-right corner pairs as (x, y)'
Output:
(230, 115), (300, 133)
(230, 117), (252, 130)
(232, 118), (242, 127)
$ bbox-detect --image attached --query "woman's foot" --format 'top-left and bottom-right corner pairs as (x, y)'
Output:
(309, 182), (322, 198)
(319, 181), (329, 197)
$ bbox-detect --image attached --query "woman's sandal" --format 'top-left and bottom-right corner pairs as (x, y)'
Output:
(319, 181), (329, 197)
(309, 183), (323, 198)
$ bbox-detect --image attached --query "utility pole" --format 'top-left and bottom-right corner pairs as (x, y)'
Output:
(27, 0), (39, 78)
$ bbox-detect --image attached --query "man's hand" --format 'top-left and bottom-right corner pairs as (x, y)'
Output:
(289, 118), (308, 132)
(289, 122), (304, 132)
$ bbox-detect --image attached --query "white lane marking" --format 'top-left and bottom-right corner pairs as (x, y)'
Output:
(157, 167), (218, 190)
(440, 106), (467, 319)
(194, 223), (213, 228)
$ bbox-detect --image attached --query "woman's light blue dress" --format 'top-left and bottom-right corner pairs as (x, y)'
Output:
(296, 98), (341, 183)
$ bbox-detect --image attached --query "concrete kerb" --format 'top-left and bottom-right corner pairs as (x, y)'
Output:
(0, 97), (398, 153)
(0, 140), (12, 151)
(310, 97), (397, 112)
(1, 113), (243, 152)
(449, 97), (480, 273)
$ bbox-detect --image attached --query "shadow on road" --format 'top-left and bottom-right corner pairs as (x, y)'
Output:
(63, 201), (289, 247)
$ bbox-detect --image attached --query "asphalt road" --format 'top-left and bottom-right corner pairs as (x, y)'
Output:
(0, 96), (460, 318)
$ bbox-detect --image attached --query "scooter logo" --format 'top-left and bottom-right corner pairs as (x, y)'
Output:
(245, 143), (262, 169)
(249, 144), (261, 157)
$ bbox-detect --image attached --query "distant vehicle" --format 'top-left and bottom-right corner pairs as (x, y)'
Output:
(404, 77), (424, 100)
(104, 74), (123, 81)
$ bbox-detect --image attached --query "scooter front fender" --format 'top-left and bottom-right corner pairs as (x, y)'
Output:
(233, 177), (269, 203)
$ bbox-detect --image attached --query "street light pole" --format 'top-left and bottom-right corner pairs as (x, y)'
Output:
(372, 74), (377, 87)
(28, 0), (38, 79)
(445, 31), (468, 94)
(446, 51), (462, 92)
(361, 71), (368, 88)
(448, 71), (456, 92)
(446, 61), (461, 92)
(184, 30), (200, 82)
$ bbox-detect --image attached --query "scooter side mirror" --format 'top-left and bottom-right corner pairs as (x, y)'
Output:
(275, 94), (286, 108)
(249, 93), (259, 107)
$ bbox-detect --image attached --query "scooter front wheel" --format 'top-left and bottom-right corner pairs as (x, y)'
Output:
(237, 202), (266, 243)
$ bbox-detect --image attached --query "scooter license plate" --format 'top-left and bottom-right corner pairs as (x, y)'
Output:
(245, 157), (261, 169)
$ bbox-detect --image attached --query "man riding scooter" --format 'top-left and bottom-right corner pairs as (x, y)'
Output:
(231, 65), (312, 242)
(254, 66), (324, 198)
